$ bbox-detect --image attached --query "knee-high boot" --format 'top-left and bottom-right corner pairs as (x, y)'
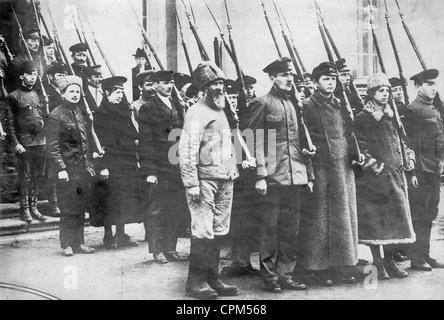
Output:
(48, 182), (61, 217)
(30, 183), (47, 221)
(19, 182), (32, 222)
(185, 239), (218, 300)
(207, 238), (239, 297)
(370, 245), (389, 280)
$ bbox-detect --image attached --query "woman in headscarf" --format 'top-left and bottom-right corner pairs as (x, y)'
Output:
(93, 76), (145, 249)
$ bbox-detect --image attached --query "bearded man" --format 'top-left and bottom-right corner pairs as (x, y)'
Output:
(179, 61), (240, 300)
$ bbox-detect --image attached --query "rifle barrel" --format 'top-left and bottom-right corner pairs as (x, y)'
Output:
(260, 0), (282, 58)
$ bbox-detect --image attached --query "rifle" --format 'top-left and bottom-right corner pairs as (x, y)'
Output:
(384, 0), (409, 105)
(260, 0), (282, 58)
(394, 0), (427, 70)
(175, 4), (193, 75)
(35, 2), (63, 64)
(366, 0), (409, 168)
(10, 2), (49, 115)
(213, 37), (222, 68)
(280, 8), (306, 73)
(75, 0), (114, 76)
(30, 0), (48, 66)
(271, 0), (303, 78)
(179, 0), (210, 61)
(314, 0), (334, 63)
(366, 1), (386, 73)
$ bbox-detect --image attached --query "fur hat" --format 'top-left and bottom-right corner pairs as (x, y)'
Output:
(56, 75), (83, 92)
(193, 61), (225, 89)
(367, 73), (391, 91)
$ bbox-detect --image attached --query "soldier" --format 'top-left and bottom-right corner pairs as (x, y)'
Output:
(131, 48), (151, 102)
(225, 79), (238, 112)
(389, 77), (407, 117)
(5, 61), (47, 222)
(69, 43), (89, 81)
(42, 36), (57, 68)
(298, 62), (361, 286)
(179, 61), (240, 300)
(84, 65), (104, 113)
(47, 75), (96, 257)
(139, 70), (189, 264)
(44, 62), (68, 112)
(404, 69), (444, 271)
(247, 57), (312, 293)
(5, 28), (44, 93)
(235, 75), (257, 104)
(335, 58), (365, 116)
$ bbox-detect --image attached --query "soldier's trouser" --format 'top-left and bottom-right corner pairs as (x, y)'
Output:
(186, 180), (234, 240)
(259, 185), (302, 283)
(17, 145), (46, 209)
(229, 178), (260, 267)
(146, 176), (188, 254)
(57, 175), (90, 249)
(408, 172), (441, 260)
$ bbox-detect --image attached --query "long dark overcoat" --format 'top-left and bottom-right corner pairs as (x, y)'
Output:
(297, 91), (359, 271)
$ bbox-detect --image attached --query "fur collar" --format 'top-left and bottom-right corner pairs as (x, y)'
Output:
(363, 100), (394, 121)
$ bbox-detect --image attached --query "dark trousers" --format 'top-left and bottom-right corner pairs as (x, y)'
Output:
(229, 175), (260, 267)
(408, 172), (441, 260)
(259, 185), (302, 283)
(17, 145), (46, 205)
(146, 175), (188, 255)
(58, 175), (90, 249)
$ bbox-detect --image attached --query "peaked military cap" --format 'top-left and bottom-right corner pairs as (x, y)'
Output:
(236, 75), (257, 88)
(25, 28), (40, 40)
(263, 57), (293, 75)
(294, 74), (306, 88)
(410, 69), (439, 83)
(102, 76), (127, 91)
(225, 79), (238, 95)
(311, 62), (339, 81)
(47, 63), (69, 75)
(136, 70), (156, 85)
(19, 60), (38, 75)
(69, 43), (89, 53)
(336, 58), (351, 73)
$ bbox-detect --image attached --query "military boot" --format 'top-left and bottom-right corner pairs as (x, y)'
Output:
(48, 183), (61, 217)
(19, 187), (32, 223)
(383, 253), (409, 278)
(185, 239), (218, 300)
(207, 240), (239, 297)
(30, 189), (47, 222)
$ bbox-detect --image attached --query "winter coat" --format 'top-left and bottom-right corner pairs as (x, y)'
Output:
(354, 102), (416, 245)
(297, 91), (359, 271)
(46, 100), (95, 180)
(179, 98), (239, 188)
(247, 85), (314, 186)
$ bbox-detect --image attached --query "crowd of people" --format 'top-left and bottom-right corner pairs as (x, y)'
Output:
(0, 25), (443, 300)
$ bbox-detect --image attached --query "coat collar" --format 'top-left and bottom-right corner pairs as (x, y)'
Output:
(363, 100), (394, 121)
(270, 85), (291, 101)
(310, 90), (340, 110)
(153, 94), (175, 116)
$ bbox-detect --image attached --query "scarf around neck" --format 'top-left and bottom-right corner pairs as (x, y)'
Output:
(364, 100), (394, 121)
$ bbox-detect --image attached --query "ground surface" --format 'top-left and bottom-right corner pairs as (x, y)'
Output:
(1, 193), (444, 301)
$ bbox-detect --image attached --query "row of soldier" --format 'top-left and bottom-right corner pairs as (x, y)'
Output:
(0, 27), (443, 300)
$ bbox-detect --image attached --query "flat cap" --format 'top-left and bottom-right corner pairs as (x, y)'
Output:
(225, 79), (238, 95)
(311, 62), (338, 81)
(294, 74), (306, 88)
(150, 70), (174, 83)
(84, 65), (103, 78)
(136, 70), (156, 85)
(389, 77), (403, 88)
(25, 28), (40, 40)
(193, 61), (226, 89)
(263, 57), (293, 75)
(336, 58), (351, 73)
(101, 76), (127, 92)
(69, 43), (89, 53)
(47, 62), (69, 75)
(19, 60), (38, 75)
(367, 73), (391, 91)
(410, 69), (439, 83)
(56, 75), (83, 92)
(173, 73), (193, 91)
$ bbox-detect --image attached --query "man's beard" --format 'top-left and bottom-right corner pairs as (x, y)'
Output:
(212, 93), (226, 109)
